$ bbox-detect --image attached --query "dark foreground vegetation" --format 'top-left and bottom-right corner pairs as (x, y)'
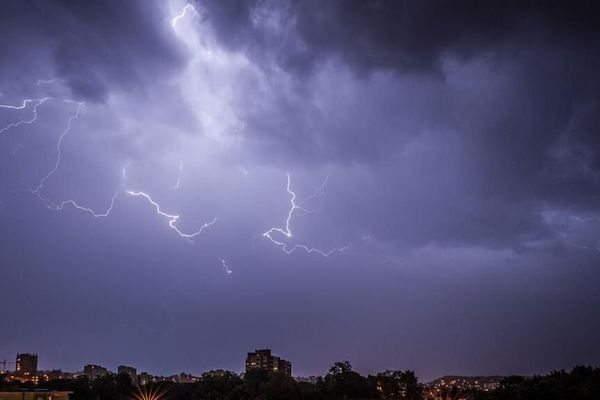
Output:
(1, 363), (599, 400)
(478, 366), (600, 400)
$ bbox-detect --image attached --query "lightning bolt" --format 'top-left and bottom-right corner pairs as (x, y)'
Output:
(0, 97), (52, 135)
(262, 172), (349, 257)
(2, 90), (215, 241)
(171, 4), (198, 27)
(3, 92), (121, 219)
(34, 190), (120, 218)
(127, 190), (217, 239)
(31, 100), (84, 193)
(220, 258), (233, 274)
(174, 161), (183, 190)
(295, 171), (330, 216)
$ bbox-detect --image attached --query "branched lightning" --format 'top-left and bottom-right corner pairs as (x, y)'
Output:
(171, 4), (198, 27)
(262, 172), (349, 257)
(295, 171), (330, 216)
(3, 92), (122, 219)
(3, 90), (215, 242)
(31, 100), (84, 193)
(34, 190), (120, 218)
(127, 190), (217, 239)
(0, 97), (52, 135)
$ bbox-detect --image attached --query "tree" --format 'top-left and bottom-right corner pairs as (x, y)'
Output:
(320, 361), (369, 400)
(368, 370), (421, 400)
(193, 372), (243, 400)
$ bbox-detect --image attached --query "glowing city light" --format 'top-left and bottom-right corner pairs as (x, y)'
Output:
(130, 385), (168, 400)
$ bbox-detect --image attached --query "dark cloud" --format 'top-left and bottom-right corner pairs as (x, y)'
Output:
(196, 0), (600, 252)
(0, 0), (184, 101)
(200, 0), (600, 75)
(292, 0), (599, 72)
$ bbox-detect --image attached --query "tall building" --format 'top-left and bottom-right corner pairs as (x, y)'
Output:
(83, 364), (109, 381)
(246, 349), (291, 377)
(15, 353), (38, 377)
(118, 365), (137, 384)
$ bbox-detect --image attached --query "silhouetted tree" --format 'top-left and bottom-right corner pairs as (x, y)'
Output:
(320, 361), (369, 400)
(480, 366), (600, 400)
(193, 372), (243, 400)
(368, 370), (421, 400)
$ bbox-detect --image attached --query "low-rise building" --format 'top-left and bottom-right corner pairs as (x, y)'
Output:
(203, 369), (233, 379)
(83, 365), (109, 381)
(0, 391), (72, 400)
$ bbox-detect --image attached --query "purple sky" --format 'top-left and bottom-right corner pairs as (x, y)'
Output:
(1, 0), (600, 382)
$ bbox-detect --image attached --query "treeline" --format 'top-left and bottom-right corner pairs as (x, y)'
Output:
(0, 361), (421, 400)
(476, 366), (600, 400)
(1, 364), (599, 400)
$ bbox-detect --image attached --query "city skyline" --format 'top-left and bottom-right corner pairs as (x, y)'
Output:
(0, 350), (526, 387)
(1, 0), (600, 386)
(0, 348), (593, 385)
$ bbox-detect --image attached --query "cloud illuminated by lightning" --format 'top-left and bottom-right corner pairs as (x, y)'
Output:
(2, 89), (217, 246)
(171, 4), (198, 27)
(127, 190), (217, 239)
(262, 173), (349, 257)
(557, 215), (600, 252)
(36, 78), (62, 86)
(558, 231), (600, 252)
(544, 211), (600, 253)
